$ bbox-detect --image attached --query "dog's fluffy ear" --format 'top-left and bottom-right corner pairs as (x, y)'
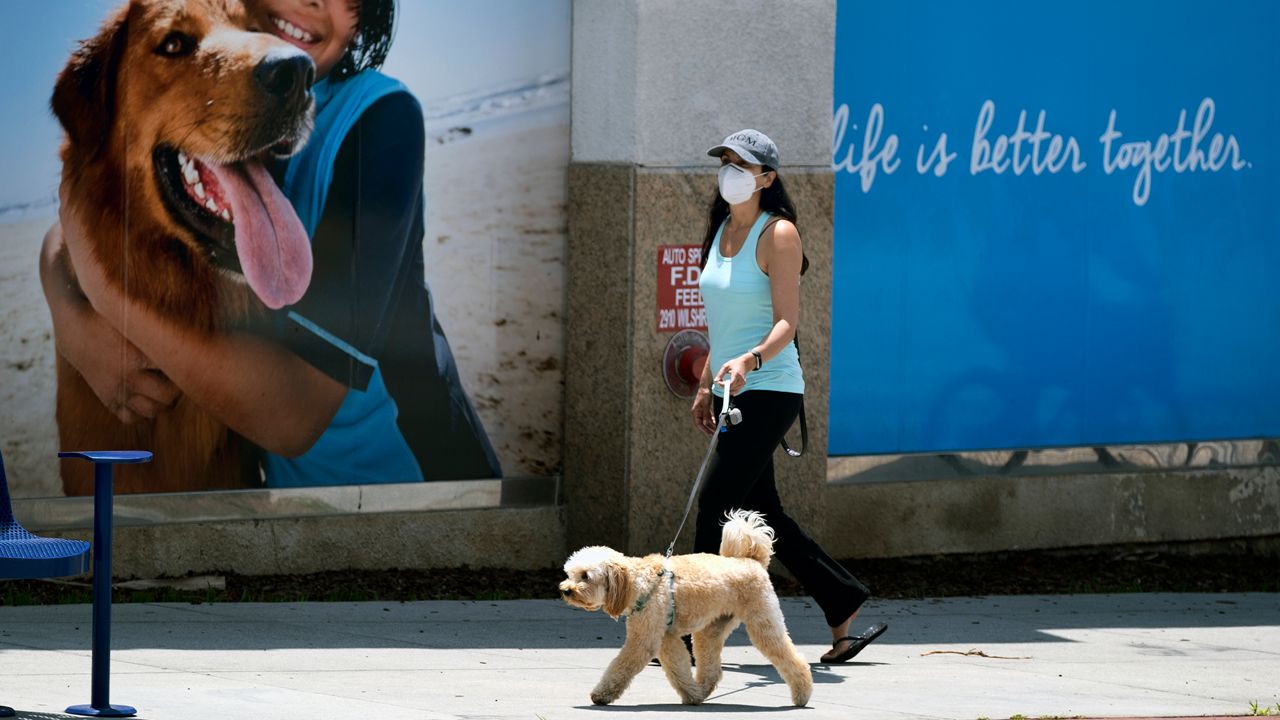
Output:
(52, 7), (129, 153)
(602, 560), (633, 620)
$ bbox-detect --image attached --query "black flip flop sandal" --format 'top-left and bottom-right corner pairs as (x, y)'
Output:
(825, 621), (888, 663)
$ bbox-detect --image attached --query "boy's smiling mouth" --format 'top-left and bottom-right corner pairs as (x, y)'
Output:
(270, 14), (318, 46)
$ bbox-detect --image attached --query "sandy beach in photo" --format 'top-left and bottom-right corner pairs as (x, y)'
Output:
(423, 116), (569, 478)
(0, 216), (63, 497)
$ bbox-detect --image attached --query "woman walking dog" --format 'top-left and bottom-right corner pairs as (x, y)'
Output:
(691, 129), (887, 663)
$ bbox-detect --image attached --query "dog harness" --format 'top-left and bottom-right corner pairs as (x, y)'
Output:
(629, 560), (676, 628)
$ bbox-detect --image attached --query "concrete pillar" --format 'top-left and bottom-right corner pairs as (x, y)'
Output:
(563, 0), (837, 554)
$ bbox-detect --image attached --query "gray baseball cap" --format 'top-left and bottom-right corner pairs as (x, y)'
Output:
(707, 129), (780, 169)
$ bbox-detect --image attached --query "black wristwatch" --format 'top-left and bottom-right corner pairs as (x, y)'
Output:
(750, 350), (762, 371)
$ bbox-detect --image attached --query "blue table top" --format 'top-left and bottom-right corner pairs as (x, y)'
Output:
(57, 451), (153, 464)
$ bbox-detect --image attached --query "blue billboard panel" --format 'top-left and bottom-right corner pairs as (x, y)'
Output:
(830, 0), (1280, 455)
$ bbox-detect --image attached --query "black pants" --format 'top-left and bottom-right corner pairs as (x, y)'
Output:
(695, 390), (870, 628)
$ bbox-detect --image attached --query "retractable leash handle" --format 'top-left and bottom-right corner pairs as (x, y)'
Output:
(717, 373), (733, 430)
(718, 373), (742, 429)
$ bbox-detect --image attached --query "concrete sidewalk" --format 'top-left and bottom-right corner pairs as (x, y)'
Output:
(1, 593), (1276, 719)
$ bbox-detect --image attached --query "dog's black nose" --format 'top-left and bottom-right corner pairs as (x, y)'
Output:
(254, 55), (314, 101)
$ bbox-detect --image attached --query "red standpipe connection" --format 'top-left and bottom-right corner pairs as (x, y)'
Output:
(676, 346), (708, 387)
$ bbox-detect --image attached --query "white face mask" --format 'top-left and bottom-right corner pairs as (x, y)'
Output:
(718, 164), (766, 205)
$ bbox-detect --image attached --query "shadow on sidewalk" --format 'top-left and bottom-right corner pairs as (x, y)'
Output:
(1, 594), (1274, 652)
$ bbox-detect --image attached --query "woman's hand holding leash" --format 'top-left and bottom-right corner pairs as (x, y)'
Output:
(715, 354), (752, 396)
(692, 370), (745, 437)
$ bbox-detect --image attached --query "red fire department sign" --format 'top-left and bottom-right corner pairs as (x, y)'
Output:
(657, 245), (707, 332)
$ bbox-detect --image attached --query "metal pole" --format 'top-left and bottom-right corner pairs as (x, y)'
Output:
(63, 451), (142, 718)
(91, 461), (112, 710)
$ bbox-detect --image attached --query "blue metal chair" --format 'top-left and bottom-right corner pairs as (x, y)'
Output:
(1, 448), (92, 718)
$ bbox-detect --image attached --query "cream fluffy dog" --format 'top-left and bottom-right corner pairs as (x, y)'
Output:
(560, 510), (812, 706)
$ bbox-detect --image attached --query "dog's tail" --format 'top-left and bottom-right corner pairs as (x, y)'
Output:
(718, 509), (775, 567)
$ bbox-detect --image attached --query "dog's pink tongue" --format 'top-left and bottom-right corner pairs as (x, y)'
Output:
(206, 160), (312, 309)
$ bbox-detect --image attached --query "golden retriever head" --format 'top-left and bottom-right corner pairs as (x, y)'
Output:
(560, 546), (636, 619)
(53, 0), (316, 313)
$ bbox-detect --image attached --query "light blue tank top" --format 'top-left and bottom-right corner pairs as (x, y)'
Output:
(261, 71), (423, 487)
(699, 211), (804, 398)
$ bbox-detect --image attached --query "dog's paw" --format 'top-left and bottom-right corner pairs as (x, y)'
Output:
(590, 690), (616, 706)
(680, 691), (706, 706)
